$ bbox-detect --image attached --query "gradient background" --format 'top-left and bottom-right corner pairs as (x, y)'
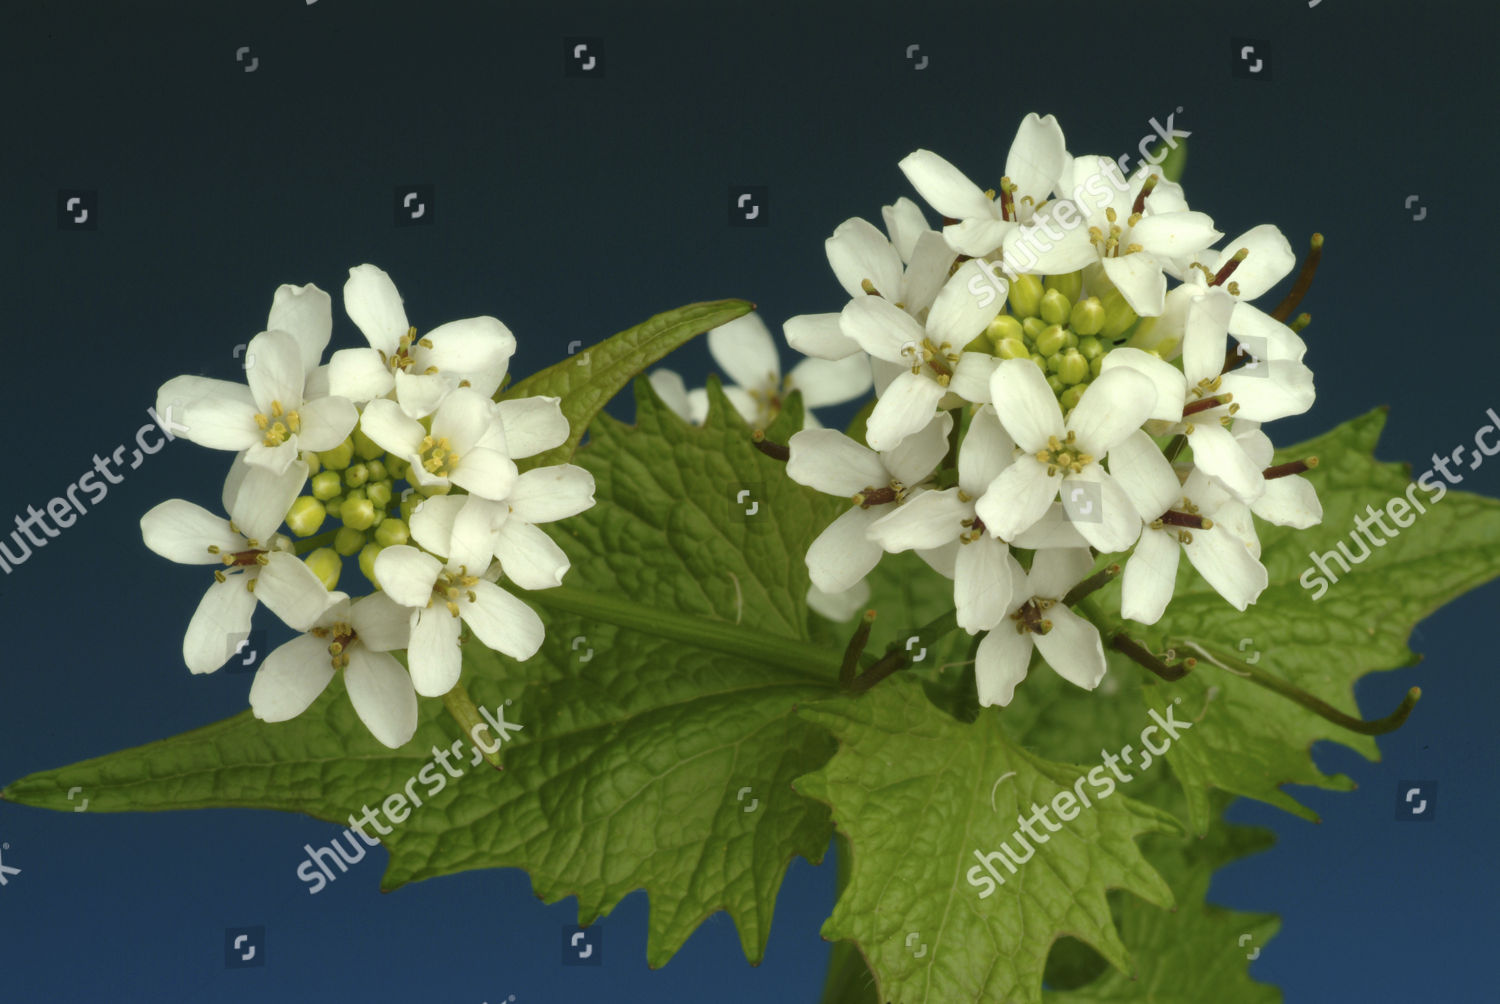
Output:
(2, 1), (1495, 1001)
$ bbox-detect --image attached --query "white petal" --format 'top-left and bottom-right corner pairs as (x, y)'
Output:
(1213, 224), (1295, 300)
(141, 501), (240, 564)
(493, 520), (570, 589)
(407, 608), (462, 697)
(901, 231), (959, 313)
(806, 506), (884, 593)
(826, 217), (904, 299)
(949, 351), (998, 405)
(462, 581), (545, 660)
(1028, 546), (1095, 600)
(708, 313), (782, 392)
(1188, 422), (1264, 501)
(157, 376), (259, 451)
(1107, 430), (1180, 521)
(327, 347), (395, 403)
(866, 489), (966, 552)
(955, 534), (1011, 633)
(1183, 523), (1268, 610)
(1219, 361), (1316, 422)
(974, 459), (1059, 539)
(1033, 606), (1107, 691)
(430, 387), (497, 453)
(881, 197), (928, 263)
(1181, 289), (1236, 386)
(839, 295), (927, 364)
(393, 371), (451, 420)
(806, 579), (871, 622)
(228, 458), (308, 543)
(509, 465), (595, 523)
(649, 370), (693, 421)
(348, 591), (413, 652)
(786, 429), (887, 496)
(497, 396), (569, 458)
(256, 552), (339, 632)
(974, 626), (1033, 707)
(413, 316), (516, 397)
(407, 494), (466, 556)
(244, 440), (301, 475)
(374, 545), (444, 608)
(358, 398), (426, 457)
(448, 496), (506, 570)
(450, 447), (519, 500)
(249, 635), (336, 722)
(863, 371), (946, 452)
(344, 648), (419, 748)
(788, 354), (872, 408)
(1000, 214), (1096, 275)
(1066, 366), (1156, 454)
(958, 405), (1014, 494)
(1098, 348), (1187, 423)
(1101, 254), (1167, 317)
(1005, 113), (1067, 201)
(344, 264), (409, 355)
(1120, 528), (1180, 625)
(294, 395), (358, 453)
(927, 261), (1004, 347)
(784, 313), (859, 361)
(266, 283), (333, 373)
(1130, 212), (1223, 260)
(989, 359), (1066, 453)
(1253, 475), (1322, 528)
(1010, 503), (1090, 549)
(880, 411), (953, 485)
(244, 330), (305, 415)
(182, 574), (259, 674)
(1065, 468), (1142, 553)
(898, 149), (998, 220)
(917, 539), (959, 579)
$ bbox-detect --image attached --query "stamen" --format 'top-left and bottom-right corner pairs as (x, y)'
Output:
(1158, 509), (1213, 530)
(1263, 457), (1319, 479)
(1270, 233), (1323, 321)
(1131, 175), (1159, 216)
(751, 431), (790, 462)
(997, 177), (1017, 222)
(1209, 248), (1249, 288)
(860, 278), (884, 297)
(1182, 393), (1233, 417)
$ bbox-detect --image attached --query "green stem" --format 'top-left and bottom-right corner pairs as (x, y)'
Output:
(519, 585), (843, 685)
(849, 608), (960, 694)
(442, 679), (502, 770)
(840, 611), (876, 691)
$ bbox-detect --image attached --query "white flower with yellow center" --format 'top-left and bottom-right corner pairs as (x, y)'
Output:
(249, 591), (418, 749)
(140, 458), (338, 673)
(358, 386), (518, 500)
(974, 548), (1107, 707)
(328, 264), (517, 418)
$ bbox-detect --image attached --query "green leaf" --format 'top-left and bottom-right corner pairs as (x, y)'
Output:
(4, 377), (849, 970)
(795, 674), (1181, 1004)
(502, 298), (754, 468)
(1104, 408), (1500, 832)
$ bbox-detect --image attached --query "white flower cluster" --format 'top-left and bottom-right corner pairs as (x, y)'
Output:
(781, 114), (1324, 707)
(141, 266), (594, 747)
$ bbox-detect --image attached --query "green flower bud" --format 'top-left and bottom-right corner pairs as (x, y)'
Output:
(324, 494), (345, 520)
(1022, 316), (1048, 341)
(285, 496), (327, 537)
(374, 517), (409, 548)
(1063, 330), (1079, 349)
(343, 462), (369, 489)
(1058, 349), (1090, 385)
(366, 481), (393, 510)
(1031, 354), (1048, 372)
(1044, 270), (1084, 304)
(301, 451), (322, 476)
(1099, 287), (1139, 339)
(1078, 336), (1105, 361)
(1035, 325), (1068, 357)
(1069, 296), (1106, 336)
(344, 487), (367, 504)
(1059, 384), (1086, 412)
(352, 426), (384, 462)
(304, 547), (341, 591)
(341, 498), (377, 532)
(1046, 374), (1066, 395)
(1046, 352), (1065, 374)
(365, 459), (387, 482)
(358, 542), (384, 589)
(995, 337), (1030, 360)
(1039, 288), (1071, 326)
(384, 454), (409, 480)
(400, 495), (420, 522)
(1090, 355), (1104, 379)
(318, 438), (354, 470)
(335, 525), (367, 556)
(1007, 274), (1044, 318)
(985, 314), (1024, 346)
(311, 471), (343, 501)
(963, 334), (993, 355)
(417, 481), (451, 498)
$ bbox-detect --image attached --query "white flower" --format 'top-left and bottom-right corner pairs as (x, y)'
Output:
(249, 591), (418, 749)
(784, 198), (959, 361)
(899, 113), (1070, 256)
(1168, 224), (1310, 355)
(1110, 430), (1269, 624)
(1003, 156), (1222, 315)
(375, 502), (546, 697)
(974, 548), (1107, 707)
(650, 313), (872, 428)
(787, 413), (952, 593)
(140, 459), (337, 673)
(866, 406), (1016, 632)
(1227, 423), (1323, 528)
(838, 265), (1002, 450)
(975, 359), (1155, 551)
(157, 327), (358, 475)
(328, 264), (517, 418)
(359, 387), (518, 500)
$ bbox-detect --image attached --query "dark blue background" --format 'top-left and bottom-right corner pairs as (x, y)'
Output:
(2, 1), (1494, 1001)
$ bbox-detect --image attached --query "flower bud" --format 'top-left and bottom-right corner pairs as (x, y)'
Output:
(985, 314), (1024, 346)
(358, 542), (384, 589)
(1007, 274), (1044, 318)
(318, 438), (354, 470)
(311, 471), (343, 501)
(1077, 336), (1105, 361)
(1090, 355), (1104, 379)
(995, 337), (1030, 360)
(1063, 330), (1079, 349)
(1046, 353), (1064, 374)
(341, 498), (377, 532)
(1046, 373), (1066, 395)
(365, 458), (387, 482)
(384, 454), (409, 480)
(366, 481), (393, 509)
(335, 525), (367, 556)
(352, 426), (384, 462)
(963, 334), (993, 355)
(304, 547), (341, 591)
(1059, 384), (1086, 412)
(300, 451), (322, 476)
(324, 494), (345, 520)
(1058, 349), (1090, 385)
(1034, 325), (1068, 357)
(285, 496), (327, 537)
(1022, 316), (1048, 341)
(374, 517), (409, 548)
(1039, 288), (1071, 326)
(343, 462), (370, 489)
(1044, 270), (1084, 304)
(1099, 287), (1139, 339)
(1069, 296), (1106, 336)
